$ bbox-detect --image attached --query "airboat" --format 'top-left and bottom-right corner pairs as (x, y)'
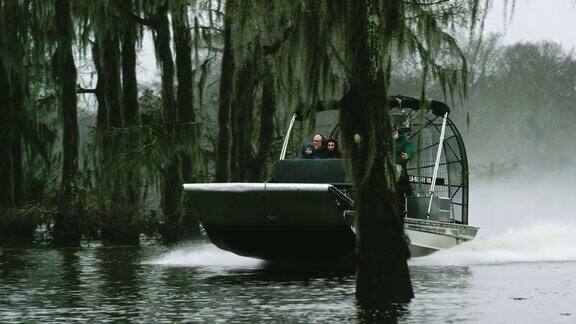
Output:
(183, 95), (478, 261)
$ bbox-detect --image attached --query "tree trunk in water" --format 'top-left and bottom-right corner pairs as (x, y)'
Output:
(119, 8), (142, 245)
(0, 61), (24, 207)
(52, 0), (80, 247)
(172, 1), (201, 238)
(93, 26), (141, 245)
(0, 59), (11, 207)
(9, 77), (25, 206)
(340, 1), (413, 304)
(215, 5), (234, 182)
(152, 13), (182, 242)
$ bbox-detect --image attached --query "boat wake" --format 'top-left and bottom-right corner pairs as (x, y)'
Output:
(411, 222), (576, 266)
(145, 243), (263, 268)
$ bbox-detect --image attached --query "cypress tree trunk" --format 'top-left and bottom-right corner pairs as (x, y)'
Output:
(248, 61), (275, 181)
(231, 59), (256, 181)
(114, 1), (142, 245)
(172, 0), (195, 183)
(0, 58), (16, 207)
(52, 0), (81, 246)
(121, 0), (139, 126)
(0, 7), (25, 210)
(103, 32), (124, 128)
(215, 2), (234, 182)
(92, 39), (109, 131)
(172, 2), (195, 130)
(340, 1), (413, 304)
(114, 2), (184, 241)
(172, 1), (201, 238)
(152, 15), (177, 136)
(9, 76), (25, 206)
(151, 13), (182, 241)
(0, 60), (30, 241)
(93, 26), (141, 245)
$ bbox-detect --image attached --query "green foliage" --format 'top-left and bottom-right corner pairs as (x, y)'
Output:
(0, 0), (223, 244)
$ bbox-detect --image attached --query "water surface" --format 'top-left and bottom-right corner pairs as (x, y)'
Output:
(2, 178), (575, 322)
(1, 239), (575, 323)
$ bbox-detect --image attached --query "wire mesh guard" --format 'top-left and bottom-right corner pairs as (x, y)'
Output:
(406, 113), (469, 224)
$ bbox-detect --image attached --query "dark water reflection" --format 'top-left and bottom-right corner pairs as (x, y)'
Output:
(1, 244), (574, 323)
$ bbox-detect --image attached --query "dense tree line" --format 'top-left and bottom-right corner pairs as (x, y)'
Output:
(0, 0), (224, 245)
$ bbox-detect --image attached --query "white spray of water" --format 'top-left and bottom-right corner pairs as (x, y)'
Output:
(414, 171), (576, 266)
(145, 243), (263, 268)
(412, 222), (576, 266)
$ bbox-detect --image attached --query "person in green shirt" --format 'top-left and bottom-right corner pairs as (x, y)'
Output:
(393, 124), (415, 214)
(393, 125), (415, 163)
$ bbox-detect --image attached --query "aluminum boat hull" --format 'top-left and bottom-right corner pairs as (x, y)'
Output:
(183, 183), (478, 260)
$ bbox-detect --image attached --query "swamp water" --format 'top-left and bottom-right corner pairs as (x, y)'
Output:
(1, 178), (575, 323)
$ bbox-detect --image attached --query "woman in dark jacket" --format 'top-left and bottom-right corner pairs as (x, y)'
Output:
(326, 138), (342, 158)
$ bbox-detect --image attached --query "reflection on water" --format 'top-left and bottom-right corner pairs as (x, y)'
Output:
(1, 244), (575, 322)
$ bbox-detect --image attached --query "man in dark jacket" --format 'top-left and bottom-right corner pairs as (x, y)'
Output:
(312, 133), (328, 159)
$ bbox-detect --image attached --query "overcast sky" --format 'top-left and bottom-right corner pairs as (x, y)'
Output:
(485, 0), (576, 50)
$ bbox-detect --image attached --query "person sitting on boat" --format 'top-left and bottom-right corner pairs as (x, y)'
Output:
(312, 133), (329, 159)
(393, 124), (415, 169)
(393, 124), (416, 208)
(326, 138), (342, 158)
(300, 143), (318, 159)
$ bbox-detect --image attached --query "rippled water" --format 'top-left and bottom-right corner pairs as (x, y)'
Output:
(1, 240), (575, 323)
(1, 178), (575, 322)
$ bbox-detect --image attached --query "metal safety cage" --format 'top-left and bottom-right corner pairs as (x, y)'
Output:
(405, 112), (469, 224)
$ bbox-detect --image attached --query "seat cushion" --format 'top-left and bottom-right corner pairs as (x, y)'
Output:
(270, 159), (350, 184)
